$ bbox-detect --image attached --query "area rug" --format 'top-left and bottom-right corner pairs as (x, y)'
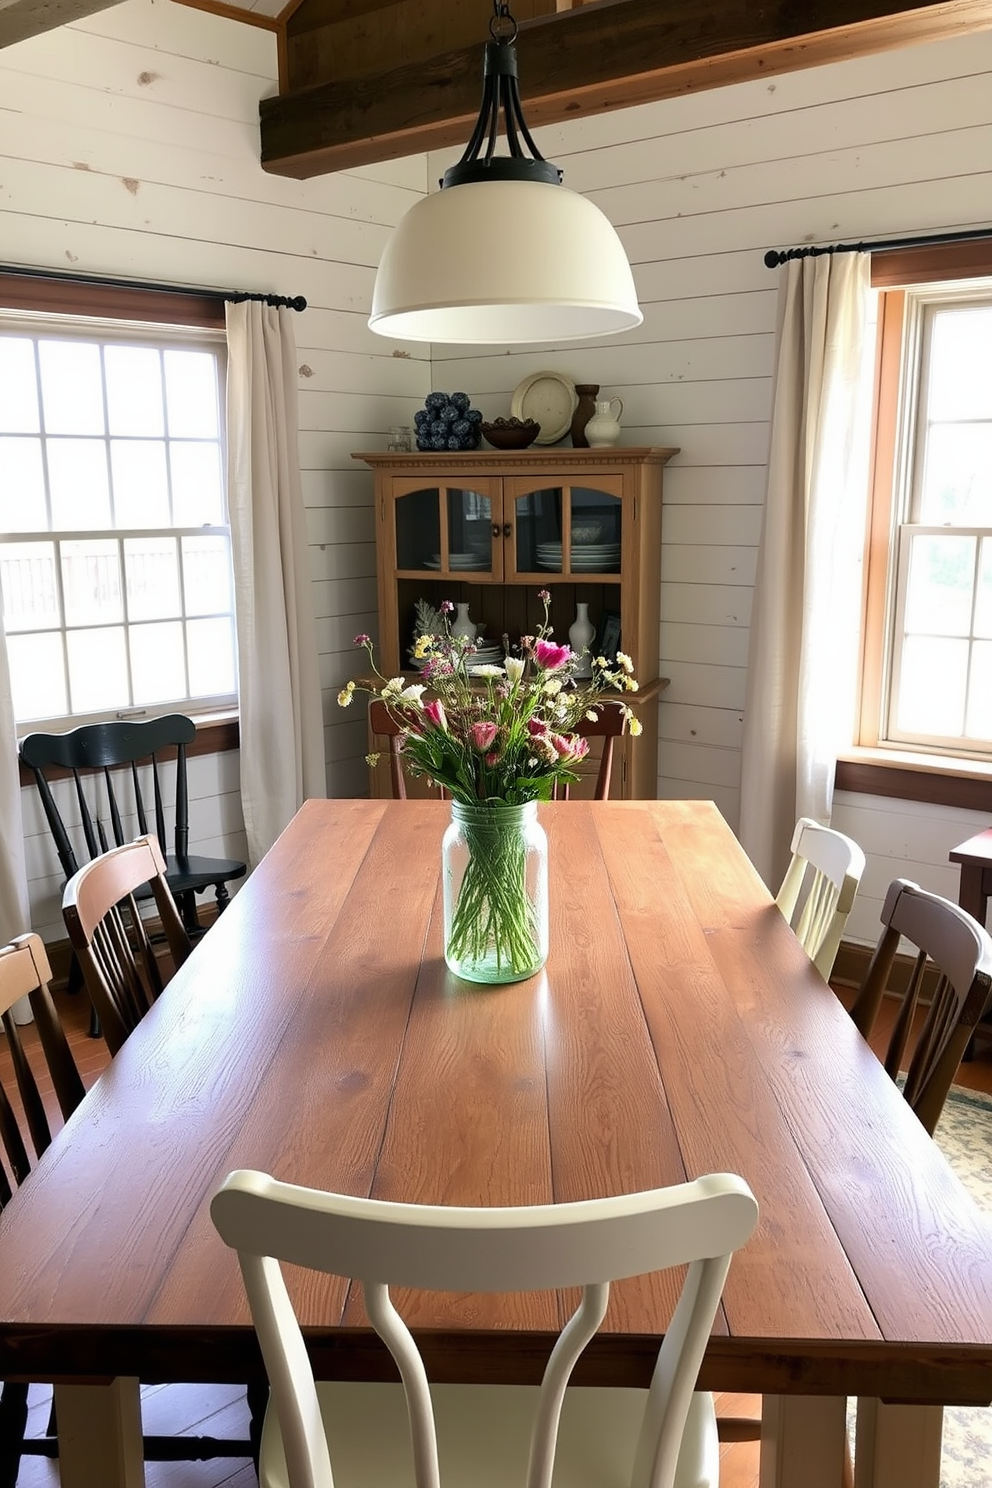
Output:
(931, 1085), (992, 1487)
(847, 1084), (992, 1486)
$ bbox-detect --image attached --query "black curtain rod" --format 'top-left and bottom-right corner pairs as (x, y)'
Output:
(764, 224), (992, 268)
(0, 263), (306, 310)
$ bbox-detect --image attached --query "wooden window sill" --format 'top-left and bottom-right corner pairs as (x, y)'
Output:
(835, 748), (992, 811)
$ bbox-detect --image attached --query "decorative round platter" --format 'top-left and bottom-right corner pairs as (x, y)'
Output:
(510, 371), (578, 445)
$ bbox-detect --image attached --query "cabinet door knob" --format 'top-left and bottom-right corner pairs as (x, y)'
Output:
(491, 523), (501, 539)
(503, 523), (513, 539)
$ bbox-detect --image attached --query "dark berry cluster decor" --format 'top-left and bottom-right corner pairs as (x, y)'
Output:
(413, 392), (483, 452)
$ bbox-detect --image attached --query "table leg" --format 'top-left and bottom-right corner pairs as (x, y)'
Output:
(53, 1378), (145, 1488)
(759, 1395), (849, 1487)
(854, 1399), (943, 1488)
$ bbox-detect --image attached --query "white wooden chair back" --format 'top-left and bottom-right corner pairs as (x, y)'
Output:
(775, 817), (866, 980)
(211, 1172), (758, 1488)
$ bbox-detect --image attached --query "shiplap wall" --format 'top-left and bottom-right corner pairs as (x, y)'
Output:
(6, 5), (992, 943)
(1, 0), (431, 937)
(432, 28), (992, 944)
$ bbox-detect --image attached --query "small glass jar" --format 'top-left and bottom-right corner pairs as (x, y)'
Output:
(442, 801), (548, 984)
(387, 425), (413, 452)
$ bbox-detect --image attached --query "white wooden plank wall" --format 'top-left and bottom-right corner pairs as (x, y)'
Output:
(432, 28), (992, 915)
(0, 0), (431, 930)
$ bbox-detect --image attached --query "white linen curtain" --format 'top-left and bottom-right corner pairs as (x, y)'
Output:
(0, 620), (34, 1021)
(226, 301), (326, 866)
(739, 253), (870, 889)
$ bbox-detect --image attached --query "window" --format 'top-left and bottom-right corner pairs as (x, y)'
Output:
(858, 244), (992, 762)
(0, 294), (236, 730)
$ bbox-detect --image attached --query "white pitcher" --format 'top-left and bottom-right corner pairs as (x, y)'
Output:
(585, 396), (623, 448)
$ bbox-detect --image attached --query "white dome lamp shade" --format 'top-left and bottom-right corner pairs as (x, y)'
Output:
(368, 5), (642, 346)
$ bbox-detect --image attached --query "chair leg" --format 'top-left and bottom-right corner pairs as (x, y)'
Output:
(175, 890), (203, 939)
(0, 1381), (29, 1488)
(66, 951), (102, 1040)
(215, 882), (232, 913)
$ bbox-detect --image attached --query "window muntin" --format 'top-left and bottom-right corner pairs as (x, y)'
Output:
(0, 319), (235, 729)
(874, 287), (992, 755)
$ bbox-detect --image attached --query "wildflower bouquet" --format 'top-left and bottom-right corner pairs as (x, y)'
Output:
(339, 593), (640, 981)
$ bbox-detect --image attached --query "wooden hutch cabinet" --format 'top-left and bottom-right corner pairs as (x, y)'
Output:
(354, 446), (677, 799)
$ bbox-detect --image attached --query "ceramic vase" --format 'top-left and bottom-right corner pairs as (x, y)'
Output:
(585, 396), (624, 448)
(451, 602), (477, 643)
(569, 602), (595, 678)
(442, 801), (549, 984)
(570, 384), (599, 447)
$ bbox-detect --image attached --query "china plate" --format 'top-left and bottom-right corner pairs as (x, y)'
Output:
(510, 372), (578, 445)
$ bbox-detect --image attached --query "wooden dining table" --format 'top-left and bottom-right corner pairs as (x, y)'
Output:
(1, 798), (991, 1488)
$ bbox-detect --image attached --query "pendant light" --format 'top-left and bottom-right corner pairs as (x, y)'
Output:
(368, 2), (642, 346)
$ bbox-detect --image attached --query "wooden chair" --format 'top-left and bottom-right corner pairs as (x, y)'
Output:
(848, 878), (992, 1136)
(20, 714), (247, 940)
(62, 833), (194, 1056)
(775, 817), (866, 980)
(0, 933), (86, 1488)
(211, 1169), (758, 1488)
(369, 698), (445, 800)
(369, 699), (625, 801)
(555, 703), (626, 800)
(0, 934), (260, 1482)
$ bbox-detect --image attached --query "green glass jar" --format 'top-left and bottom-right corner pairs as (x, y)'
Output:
(442, 801), (549, 984)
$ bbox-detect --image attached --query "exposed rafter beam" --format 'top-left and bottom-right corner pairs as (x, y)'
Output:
(0, 0), (121, 48)
(259, 0), (992, 178)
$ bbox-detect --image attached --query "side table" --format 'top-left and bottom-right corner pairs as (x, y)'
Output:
(949, 828), (992, 1055)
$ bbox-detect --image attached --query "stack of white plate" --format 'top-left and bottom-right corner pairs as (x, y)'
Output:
(424, 552), (489, 571)
(467, 644), (506, 667)
(536, 542), (621, 572)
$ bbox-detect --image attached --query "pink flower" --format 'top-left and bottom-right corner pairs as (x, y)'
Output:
(537, 588), (551, 604)
(484, 750), (501, 767)
(470, 720), (498, 751)
(353, 632), (371, 647)
(423, 699), (448, 731)
(439, 600), (455, 615)
(526, 718), (548, 738)
(533, 639), (572, 671)
(550, 732), (589, 763)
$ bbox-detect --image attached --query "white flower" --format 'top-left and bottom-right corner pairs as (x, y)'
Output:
(381, 676), (405, 696)
(397, 683), (427, 704)
(468, 664), (505, 678)
(542, 678), (563, 697)
(616, 651), (634, 674)
(504, 656), (525, 683)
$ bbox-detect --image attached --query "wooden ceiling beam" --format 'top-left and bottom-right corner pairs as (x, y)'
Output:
(0, 0), (121, 49)
(259, 0), (992, 178)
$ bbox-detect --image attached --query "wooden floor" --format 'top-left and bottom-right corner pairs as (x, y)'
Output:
(4, 980), (992, 1488)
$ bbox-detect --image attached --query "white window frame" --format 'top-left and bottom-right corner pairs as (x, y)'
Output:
(861, 278), (992, 761)
(0, 309), (236, 734)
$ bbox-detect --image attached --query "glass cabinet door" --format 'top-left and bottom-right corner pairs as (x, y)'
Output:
(392, 480), (497, 577)
(506, 477), (624, 578)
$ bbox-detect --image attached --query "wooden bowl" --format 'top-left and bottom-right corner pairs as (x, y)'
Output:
(481, 418), (541, 450)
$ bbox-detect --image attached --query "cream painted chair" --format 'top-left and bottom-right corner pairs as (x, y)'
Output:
(211, 1170), (758, 1488)
(775, 817), (866, 981)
